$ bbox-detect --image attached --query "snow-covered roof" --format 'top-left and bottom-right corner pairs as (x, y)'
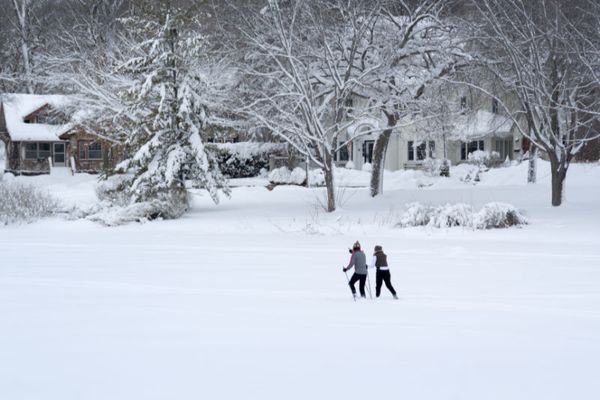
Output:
(451, 110), (514, 140)
(1, 94), (72, 142)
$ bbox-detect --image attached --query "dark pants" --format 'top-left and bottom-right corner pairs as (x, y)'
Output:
(348, 273), (367, 297)
(376, 269), (396, 297)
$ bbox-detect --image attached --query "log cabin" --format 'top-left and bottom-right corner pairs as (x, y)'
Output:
(0, 94), (122, 175)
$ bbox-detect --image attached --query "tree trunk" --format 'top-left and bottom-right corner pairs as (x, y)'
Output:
(323, 150), (336, 212)
(549, 155), (568, 207)
(527, 143), (537, 184)
(13, 0), (35, 94)
(370, 114), (397, 197)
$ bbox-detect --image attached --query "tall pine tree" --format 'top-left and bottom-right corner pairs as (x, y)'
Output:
(113, 9), (229, 218)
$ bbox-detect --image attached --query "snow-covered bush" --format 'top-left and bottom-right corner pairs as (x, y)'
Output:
(207, 142), (285, 178)
(473, 202), (528, 229)
(429, 203), (473, 227)
(269, 167), (304, 185)
(397, 203), (432, 227)
(423, 158), (451, 177)
(0, 181), (59, 225)
(345, 161), (355, 169)
(268, 166), (325, 186)
(396, 202), (527, 229)
(91, 174), (189, 225)
(467, 150), (502, 168)
(87, 201), (167, 227)
(362, 162), (372, 172)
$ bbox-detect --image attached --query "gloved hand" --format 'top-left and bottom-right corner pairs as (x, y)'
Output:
(342, 267), (347, 272)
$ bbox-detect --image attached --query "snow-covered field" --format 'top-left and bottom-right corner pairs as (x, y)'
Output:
(1, 162), (600, 400)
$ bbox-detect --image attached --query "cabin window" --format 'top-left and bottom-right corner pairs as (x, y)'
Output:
(461, 140), (485, 160)
(24, 143), (50, 160)
(460, 96), (468, 110)
(25, 143), (38, 159)
(89, 143), (102, 160)
(79, 141), (103, 160)
(408, 141), (436, 161)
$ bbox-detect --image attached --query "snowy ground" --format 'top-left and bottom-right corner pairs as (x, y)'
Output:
(1, 162), (600, 400)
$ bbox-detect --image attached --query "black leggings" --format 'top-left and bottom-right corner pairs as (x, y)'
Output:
(348, 273), (367, 297)
(376, 269), (396, 297)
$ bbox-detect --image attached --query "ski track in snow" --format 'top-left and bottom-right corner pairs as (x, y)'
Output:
(1, 162), (599, 400)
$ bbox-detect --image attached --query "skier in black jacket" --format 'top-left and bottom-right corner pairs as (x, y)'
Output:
(370, 245), (398, 299)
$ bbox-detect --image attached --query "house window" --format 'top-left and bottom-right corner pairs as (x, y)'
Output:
(408, 141), (436, 161)
(89, 143), (102, 160)
(344, 97), (354, 114)
(334, 139), (350, 162)
(460, 96), (468, 110)
(338, 145), (349, 162)
(79, 141), (103, 160)
(494, 138), (513, 160)
(461, 140), (484, 160)
(492, 98), (499, 114)
(428, 141), (435, 158)
(25, 143), (38, 159)
(24, 143), (50, 160)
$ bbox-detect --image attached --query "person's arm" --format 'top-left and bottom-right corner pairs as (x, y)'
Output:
(370, 256), (377, 269)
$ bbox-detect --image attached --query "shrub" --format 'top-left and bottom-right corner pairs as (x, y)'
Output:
(467, 150), (502, 168)
(269, 166), (305, 185)
(396, 202), (527, 229)
(423, 158), (451, 177)
(207, 142), (286, 178)
(268, 166), (325, 186)
(429, 203), (473, 227)
(473, 202), (528, 229)
(90, 175), (189, 225)
(397, 203), (432, 227)
(0, 180), (59, 225)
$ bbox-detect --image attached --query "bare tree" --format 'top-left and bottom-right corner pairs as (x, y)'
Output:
(7, 0), (49, 93)
(471, 0), (600, 206)
(237, 0), (379, 212)
(366, 0), (464, 197)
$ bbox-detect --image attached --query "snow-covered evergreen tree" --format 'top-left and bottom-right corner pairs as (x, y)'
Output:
(112, 9), (229, 218)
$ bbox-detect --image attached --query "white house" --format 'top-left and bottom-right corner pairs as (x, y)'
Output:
(335, 89), (524, 172)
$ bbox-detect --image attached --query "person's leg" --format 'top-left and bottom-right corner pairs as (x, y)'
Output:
(376, 270), (383, 297)
(359, 274), (367, 297)
(383, 271), (397, 296)
(348, 273), (360, 294)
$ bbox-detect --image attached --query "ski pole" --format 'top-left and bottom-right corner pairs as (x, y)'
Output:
(366, 270), (373, 300)
(343, 269), (356, 302)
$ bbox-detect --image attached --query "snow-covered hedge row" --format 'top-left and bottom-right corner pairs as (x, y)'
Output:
(0, 178), (59, 225)
(207, 142), (286, 178)
(397, 202), (528, 229)
(268, 167), (325, 186)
